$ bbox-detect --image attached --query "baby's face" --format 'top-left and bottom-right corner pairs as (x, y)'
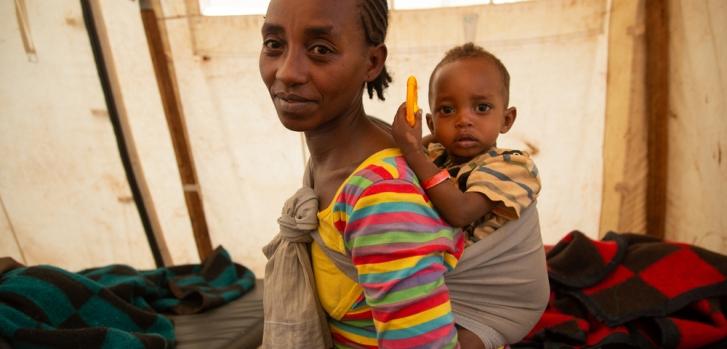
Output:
(428, 58), (513, 163)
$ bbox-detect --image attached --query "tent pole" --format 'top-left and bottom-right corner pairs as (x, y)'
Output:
(600, 0), (648, 237)
(645, 0), (669, 239)
(139, 0), (214, 262)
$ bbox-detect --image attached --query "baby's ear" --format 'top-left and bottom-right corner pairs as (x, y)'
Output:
(500, 107), (517, 133)
(426, 113), (435, 134)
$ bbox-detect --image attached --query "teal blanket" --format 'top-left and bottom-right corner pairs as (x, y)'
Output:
(0, 246), (255, 349)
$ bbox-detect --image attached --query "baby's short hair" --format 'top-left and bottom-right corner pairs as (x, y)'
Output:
(429, 42), (511, 106)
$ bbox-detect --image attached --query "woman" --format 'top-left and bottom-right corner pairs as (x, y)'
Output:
(259, 0), (466, 347)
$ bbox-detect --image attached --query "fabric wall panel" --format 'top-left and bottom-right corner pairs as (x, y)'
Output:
(666, 0), (727, 254)
(0, 0), (154, 269)
(161, 9), (304, 276)
(0, 199), (24, 264)
(94, 0), (198, 265)
(367, 0), (609, 244)
(162, 0), (609, 276)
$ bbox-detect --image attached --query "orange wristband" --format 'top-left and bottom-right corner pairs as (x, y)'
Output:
(422, 169), (451, 190)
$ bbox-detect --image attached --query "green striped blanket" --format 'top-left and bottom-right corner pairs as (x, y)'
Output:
(0, 246), (255, 349)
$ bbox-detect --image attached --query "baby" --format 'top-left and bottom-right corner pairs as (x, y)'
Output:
(392, 41), (544, 349)
(393, 42), (541, 248)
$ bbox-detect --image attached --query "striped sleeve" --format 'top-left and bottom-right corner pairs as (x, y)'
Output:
(466, 151), (541, 220)
(343, 179), (460, 349)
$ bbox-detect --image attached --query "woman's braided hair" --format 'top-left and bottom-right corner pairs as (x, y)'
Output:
(359, 0), (392, 100)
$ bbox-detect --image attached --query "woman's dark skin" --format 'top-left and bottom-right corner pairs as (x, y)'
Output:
(259, 0), (393, 209)
(260, 0), (485, 347)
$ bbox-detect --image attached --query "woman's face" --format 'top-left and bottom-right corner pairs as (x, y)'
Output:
(259, 0), (372, 132)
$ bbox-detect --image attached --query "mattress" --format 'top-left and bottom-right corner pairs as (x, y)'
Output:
(172, 279), (264, 349)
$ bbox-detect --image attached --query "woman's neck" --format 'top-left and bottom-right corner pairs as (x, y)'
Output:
(305, 103), (391, 171)
(304, 102), (395, 208)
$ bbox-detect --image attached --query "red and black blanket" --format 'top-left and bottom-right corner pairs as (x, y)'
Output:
(515, 231), (727, 349)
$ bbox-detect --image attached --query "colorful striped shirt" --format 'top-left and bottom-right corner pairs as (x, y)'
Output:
(311, 148), (464, 348)
(429, 144), (541, 245)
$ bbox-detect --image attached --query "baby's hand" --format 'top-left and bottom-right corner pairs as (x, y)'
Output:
(392, 102), (424, 156)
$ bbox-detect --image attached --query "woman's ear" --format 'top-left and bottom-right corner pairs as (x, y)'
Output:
(366, 44), (387, 82)
(500, 107), (517, 133)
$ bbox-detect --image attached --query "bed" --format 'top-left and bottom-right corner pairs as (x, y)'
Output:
(0, 247), (263, 349)
(172, 279), (263, 349)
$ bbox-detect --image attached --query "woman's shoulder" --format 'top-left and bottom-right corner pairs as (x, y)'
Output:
(354, 148), (418, 183)
(338, 148), (422, 199)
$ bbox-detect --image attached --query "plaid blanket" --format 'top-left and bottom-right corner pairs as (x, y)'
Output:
(0, 246), (255, 349)
(514, 231), (727, 349)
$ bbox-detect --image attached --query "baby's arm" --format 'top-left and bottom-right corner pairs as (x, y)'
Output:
(391, 103), (494, 228)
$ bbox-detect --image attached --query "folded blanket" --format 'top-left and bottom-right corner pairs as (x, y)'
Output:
(515, 231), (727, 349)
(0, 246), (255, 349)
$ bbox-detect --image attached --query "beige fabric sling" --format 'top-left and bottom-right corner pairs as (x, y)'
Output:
(446, 204), (549, 345)
(261, 187), (332, 349)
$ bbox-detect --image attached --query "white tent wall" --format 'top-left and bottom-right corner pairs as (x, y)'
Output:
(91, 0), (198, 265)
(0, 0), (157, 269)
(1, 0), (725, 275)
(155, 1), (309, 276)
(367, 0), (609, 246)
(156, 0), (608, 276)
(666, 0), (727, 253)
(0, 200), (23, 263)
